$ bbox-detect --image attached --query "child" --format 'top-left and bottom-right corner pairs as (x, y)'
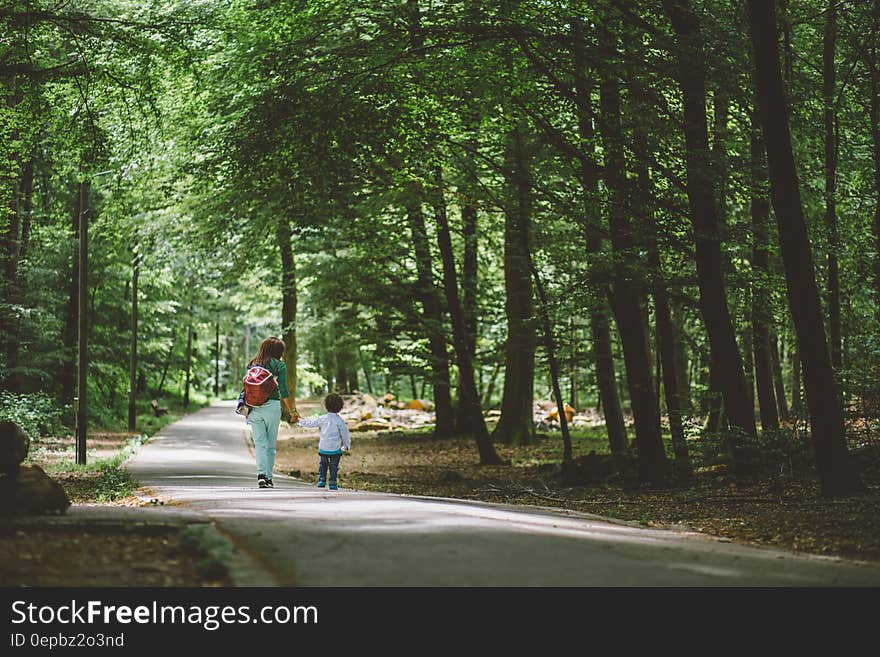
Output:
(234, 389), (251, 418)
(291, 393), (351, 490)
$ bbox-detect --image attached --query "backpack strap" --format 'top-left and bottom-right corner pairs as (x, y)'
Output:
(249, 359), (278, 375)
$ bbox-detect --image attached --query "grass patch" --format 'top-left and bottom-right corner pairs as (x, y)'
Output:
(94, 464), (135, 502)
(34, 435), (146, 504)
(178, 525), (233, 582)
(43, 434), (145, 474)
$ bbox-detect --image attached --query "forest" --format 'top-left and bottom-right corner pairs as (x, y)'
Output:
(2, 0), (879, 502)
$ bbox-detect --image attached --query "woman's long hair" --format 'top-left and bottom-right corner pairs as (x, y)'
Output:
(248, 337), (285, 368)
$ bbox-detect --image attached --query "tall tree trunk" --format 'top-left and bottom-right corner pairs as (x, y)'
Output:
(624, 18), (687, 473)
(531, 263), (573, 463)
(714, 83), (737, 423)
(748, 0), (863, 496)
(635, 126), (692, 481)
(61, 184), (82, 404)
(277, 215), (298, 411)
(156, 342), (174, 397)
(4, 158), (32, 390)
(790, 346), (802, 417)
(214, 321), (220, 397)
(1, 186), (20, 387)
(128, 240), (139, 432)
(751, 115), (780, 432)
(482, 360), (501, 409)
(492, 121), (536, 446)
(743, 303), (755, 404)
(598, 40), (668, 485)
(184, 323), (193, 407)
(432, 165), (501, 465)
(1, 78), (21, 389)
(226, 333), (234, 395)
(569, 318), (579, 410)
(405, 0), (455, 436)
(780, 0), (794, 82)
(703, 356), (724, 432)
(590, 304), (629, 454)
(671, 300), (691, 412)
(571, 15), (629, 461)
(713, 88), (730, 246)
(405, 191), (455, 437)
(337, 360), (349, 394)
(824, 0), (842, 369)
(349, 363), (359, 393)
(869, 0), (880, 323)
(359, 349), (374, 395)
(8, 157), (34, 387)
(18, 159), (33, 261)
(454, 182), (479, 435)
(75, 181), (89, 466)
(769, 332), (790, 422)
(664, 0), (758, 446)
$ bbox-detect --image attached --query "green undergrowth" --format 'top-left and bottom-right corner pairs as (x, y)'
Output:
(178, 525), (233, 582)
(42, 435), (146, 502)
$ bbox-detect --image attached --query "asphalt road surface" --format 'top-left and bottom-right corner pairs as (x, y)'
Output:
(126, 402), (880, 586)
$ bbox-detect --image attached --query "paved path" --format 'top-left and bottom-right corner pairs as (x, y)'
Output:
(126, 402), (880, 586)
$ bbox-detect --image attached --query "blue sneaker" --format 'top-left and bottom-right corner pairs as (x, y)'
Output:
(328, 483), (338, 490)
(317, 480), (325, 488)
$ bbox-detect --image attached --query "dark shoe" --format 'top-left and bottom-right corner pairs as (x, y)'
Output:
(317, 480), (325, 488)
(329, 483), (338, 490)
(258, 474), (268, 488)
(265, 478), (274, 488)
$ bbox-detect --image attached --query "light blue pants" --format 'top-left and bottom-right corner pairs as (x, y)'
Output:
(247, 399), (281, 478)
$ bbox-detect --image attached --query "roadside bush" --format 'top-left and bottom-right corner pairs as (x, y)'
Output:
(759, 427), (812, 473)
(692, 425), (811, 476)
(0, 392), (69, 439)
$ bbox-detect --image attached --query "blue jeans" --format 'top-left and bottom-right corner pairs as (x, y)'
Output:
(318, 453), (341, 486)
(247, 399), (281, 478)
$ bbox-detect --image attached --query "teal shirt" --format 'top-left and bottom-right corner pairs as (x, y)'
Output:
(260, 358), (290, 400)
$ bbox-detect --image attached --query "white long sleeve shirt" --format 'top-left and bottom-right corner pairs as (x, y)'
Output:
(296, 412), (352, 455)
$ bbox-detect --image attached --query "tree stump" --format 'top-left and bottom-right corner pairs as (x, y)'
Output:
(561, 451), (619, 486)
(0, 464), (70, 516)
(0, 421), (29, 474)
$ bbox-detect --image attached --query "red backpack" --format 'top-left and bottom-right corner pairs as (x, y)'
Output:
(243, 362), (279, 407)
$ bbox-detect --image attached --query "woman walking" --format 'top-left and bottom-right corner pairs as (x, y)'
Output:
(245, 337), (294, 488)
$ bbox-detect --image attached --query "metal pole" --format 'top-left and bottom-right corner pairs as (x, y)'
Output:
(128, 238), (139, 432)
(75, 180), (90, 465)
(214, 321), (220, 396)
(184, 323), (193, 407)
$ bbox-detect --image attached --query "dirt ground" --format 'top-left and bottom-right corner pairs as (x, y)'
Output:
(33, 431), (146, 504)
(276, 406), (880, 563)
(4, 428), (230, 587)
(0, 524), (228, 587)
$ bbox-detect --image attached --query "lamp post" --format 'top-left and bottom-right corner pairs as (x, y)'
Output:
(75, 170), (113, 465)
